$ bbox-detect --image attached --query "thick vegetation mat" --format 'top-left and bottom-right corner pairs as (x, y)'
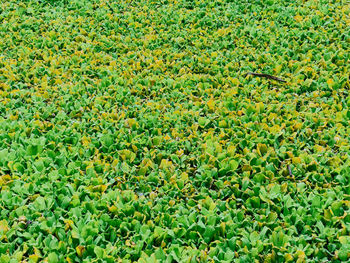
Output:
(0, 0), (349, 262)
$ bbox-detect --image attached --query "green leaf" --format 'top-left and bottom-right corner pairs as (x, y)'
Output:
(26, 145), (39, 156)
(34, 196), (46, 211)
(250, 231), (259, 245)
(331, 201), (343, 216)
(94, 246), (104, 258)
(47, 252), (58, 263)
(338, 246), (349, 261)
(198, 117), (209, 127)
(269, 184), (281, 199)
(101, 134), (113, 147)
(0, 254), (10, 263)
(229, 159), (239, 171)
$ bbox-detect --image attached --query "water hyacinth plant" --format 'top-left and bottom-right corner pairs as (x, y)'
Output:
(0, 0), (349, 262)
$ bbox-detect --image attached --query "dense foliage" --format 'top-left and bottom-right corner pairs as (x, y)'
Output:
(0, 0), (349, 262)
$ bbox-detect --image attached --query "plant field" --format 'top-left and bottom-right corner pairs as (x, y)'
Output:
(0, 0), (349, 262)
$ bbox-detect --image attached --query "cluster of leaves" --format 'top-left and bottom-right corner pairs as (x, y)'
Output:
(0, 0), (349, 262)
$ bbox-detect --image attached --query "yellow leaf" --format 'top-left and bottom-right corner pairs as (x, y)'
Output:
(108, 205), (118, 214)
(0, 220), (9, 234)
(81, 136), (90, 147)
(256, 102), (264, 113)
(33, 247), (41, 257)
(180, 172), (188, 181)
(231, 77), (240, 85)
(304, 66), (313, 72)
(257, 143), (268, 156)
(149, 192), (157, 200)
(207, 99), (215, 112)
(93, 184), (107, 193)
(339, 236), (349, 244)
(293, 122), (303, 131)
(286, 151), (294, 158)
(111, 159), (119, 168)
(217, 28), (226, 36)
(29, 254), (40, 263)
(294, 15), (303, 22)
(76, 245), (85, 257)
(242, 164), (252, 171)
(159, 159), (174, 171)
(227, 145), (236, 156)
(314, 145), (325, 153)
(71, 230), (79, 239)
(132, 145), (138, 152)
(324, 209), (333, 220)
(9, 114), (18, 120)
(292, 157), (301, 164)
(126, 118), (138, 129)
(295, 250), (305, 259)
(64, 219), (74, 231)
(285, 254), (294, 262)
(274, 64), (282, 74)
(270, 125), (281, 134)
(219, 120), (228, 128)
(327, 78), (334, 87)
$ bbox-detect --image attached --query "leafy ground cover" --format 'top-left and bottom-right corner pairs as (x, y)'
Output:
(0, 0), (349, 262)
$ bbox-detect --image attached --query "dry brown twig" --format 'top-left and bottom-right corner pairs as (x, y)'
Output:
(245, 72), (287, 83)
